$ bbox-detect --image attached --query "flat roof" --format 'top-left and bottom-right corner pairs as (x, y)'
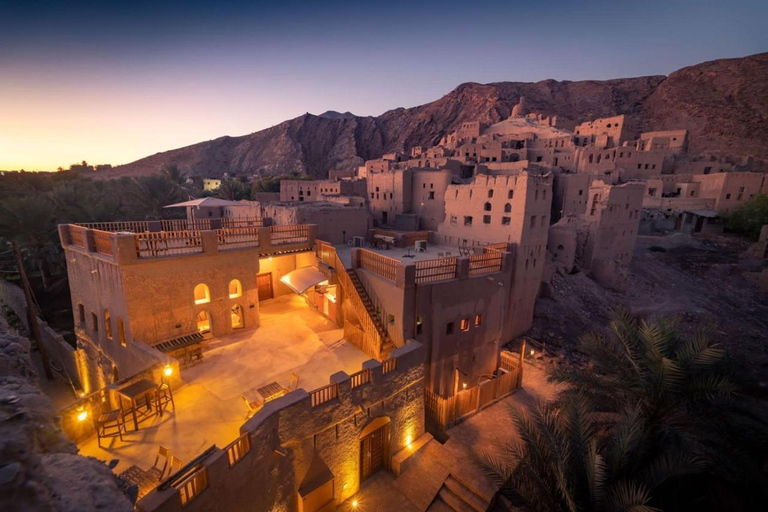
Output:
(335, 242), (463, 267)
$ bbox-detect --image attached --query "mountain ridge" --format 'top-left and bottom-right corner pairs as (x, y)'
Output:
(107, 52), (768, 179)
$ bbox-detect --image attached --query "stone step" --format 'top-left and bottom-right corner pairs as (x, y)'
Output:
(444, 476), (489, 512)
(427, 497), (455, 512)
(437, 487), (474, 512)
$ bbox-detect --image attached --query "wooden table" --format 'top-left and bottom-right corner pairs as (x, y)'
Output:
(118, 464), (158, 500)
(257, 381), (286, 403)
(117, 379), (158, 431)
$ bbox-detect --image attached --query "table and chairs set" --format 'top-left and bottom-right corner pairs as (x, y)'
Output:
(241, 372), (300, 419)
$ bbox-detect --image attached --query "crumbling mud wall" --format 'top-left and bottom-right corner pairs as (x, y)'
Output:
(0, 327), (132, 512)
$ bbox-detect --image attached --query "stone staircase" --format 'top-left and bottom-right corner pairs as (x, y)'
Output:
(345, 269), (397, 355)
(428, 474), (491, 512)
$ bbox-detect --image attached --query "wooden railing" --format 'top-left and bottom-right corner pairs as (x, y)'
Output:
(336, 254), (385, 359)
(135, 231), (203, 259)
(270, 225), (309, 246)
(350, 368), (371, 389)
(310, 382), (339, 407)
(76, 220), (150, 232)
(92, 230), (115, 256)
(160, 219), (211, 232)
(469, 251), (503, 276)
(175, 465), (209, 506)
(225, 433), (251, 467)
(68, 225), (88, 248)
(358, 250), (398, 282)
(484, 242), (508, 252)
(415, 257), (458, 284)
(216, 228), (260, 250)
(221, 217), (263, 228)
(382, 358), (397, 375)
(500, 350), (519, 372)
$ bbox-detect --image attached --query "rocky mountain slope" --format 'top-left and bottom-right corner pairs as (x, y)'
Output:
(108, 52), (768, 179)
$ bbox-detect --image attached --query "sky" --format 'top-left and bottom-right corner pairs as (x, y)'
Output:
(1, 0), (766, 171)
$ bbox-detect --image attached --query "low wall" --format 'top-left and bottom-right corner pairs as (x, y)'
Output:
(138, 341), (425, 512)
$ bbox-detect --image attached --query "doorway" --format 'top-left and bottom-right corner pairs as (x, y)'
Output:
(359, 419), (389, 482)
(197, 310), (211, 333)
(381, 211), (388, 225)
(257, 273), (274, 301)
(230, 304), (244, 329)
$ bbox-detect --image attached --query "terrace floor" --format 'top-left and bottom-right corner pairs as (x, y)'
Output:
(78, 294), (370, 474)
(335, 242), (461, 268)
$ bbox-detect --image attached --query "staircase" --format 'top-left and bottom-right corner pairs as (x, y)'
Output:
(345, 269), (397, 355)
(429, 474), (491, 512)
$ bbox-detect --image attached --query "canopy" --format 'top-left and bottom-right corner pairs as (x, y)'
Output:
(279, 267), (328, 294)
(164, 197), (247, 208)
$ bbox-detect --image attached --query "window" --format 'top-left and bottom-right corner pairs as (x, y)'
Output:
(726, 193), (731, 199)
(197, 310), (211, 333)
(428, 191), (435, 200)
(231, 304), (244, 329)
(504, 203), (511, 213)
(648, 188), (657, 196)
(464, 216), (473, 226)
(460, 318), (470, 331)
(578, 189), (583, 196)
(530, 216), (536, 228)
(446, 322), (454, 335)
(78, 304), (85, 325)
(104, 310), (112, 340)
(508, 190), (514, 199)
(488, 189), (494, 198)
(483, 215), (491, 224)
(484, 202), (492, 211)
(194, 284), (211, 305)
(450, 215), (458, 225)
(117, 318), (126, 347)
(91, 312), (98, 333)
(502, 217), (511, 225)
(474, 314), (483, 327)
(228, 279), (242, 299)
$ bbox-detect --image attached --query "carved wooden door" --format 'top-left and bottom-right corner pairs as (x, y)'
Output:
(360, 426), (385, 481)
(257, 273), (273, 301)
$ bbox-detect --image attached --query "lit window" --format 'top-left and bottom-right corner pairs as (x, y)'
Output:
(228, 279), (242, 299)
(460, 318), (470, 331)
(104, 310), (112, 340)
(117, 318), (126, 347)
(474, 314), (483, 327)
(197, 310), (211, 333)
(194, 284), (211, 305)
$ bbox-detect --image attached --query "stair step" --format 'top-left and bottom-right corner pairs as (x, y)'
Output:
(444, 476), (489, 512)
(427, 498), (455, 512)
(437, 487), (474, 512)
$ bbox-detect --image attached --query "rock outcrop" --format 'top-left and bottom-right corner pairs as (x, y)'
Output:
(107, 52), (768, 180)
(0, 328), (133, 512)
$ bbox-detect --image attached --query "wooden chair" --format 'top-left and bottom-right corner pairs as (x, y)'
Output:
(169, 456), (183, 477)
(154, 377), (175, 417)
(96, 409), (126, 448)
(241, 395), (263, 420)
(146, 446), (170, 481)
(288, 373), (300, 392)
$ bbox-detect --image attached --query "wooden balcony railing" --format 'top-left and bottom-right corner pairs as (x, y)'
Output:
(92, 230), (115, 256)
(358, 250), (398, 282)
(216, 228), (259, 250)
(135, 231), (203, 259)
(269, 225), (309, 246)
(225, 433), (251, 467)
(415, 257), (458, 284)
(469, 250), (503, 276)
(382, 358), (397, 375)
(310, 382), (338, 407)
(68, 225), (88, 248)
(221, 217), (263, 228)
(350, 368), (371, 389)
(76, 221), (150, 233)
(175, 465), (209, 506)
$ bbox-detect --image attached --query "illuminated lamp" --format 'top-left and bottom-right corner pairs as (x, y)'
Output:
(164, 365), (173, 377)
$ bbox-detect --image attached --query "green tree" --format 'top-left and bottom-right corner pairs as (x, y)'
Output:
(723, 193), (768, 240)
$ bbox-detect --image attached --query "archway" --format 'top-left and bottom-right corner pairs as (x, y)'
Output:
(359, 416), (390, 482)
(230, 304), (243, 329)
(197, 310), (211, 333)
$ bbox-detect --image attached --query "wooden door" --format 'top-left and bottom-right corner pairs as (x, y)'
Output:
(257, 273), (273, 301)
(360, 425), (386, 482)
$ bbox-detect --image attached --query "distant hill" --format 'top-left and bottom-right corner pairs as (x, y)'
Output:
(107, 52), (768, 179)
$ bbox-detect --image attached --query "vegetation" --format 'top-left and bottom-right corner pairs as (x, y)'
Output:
(724, 193), (768, 240)
(478, 310), (768, 511)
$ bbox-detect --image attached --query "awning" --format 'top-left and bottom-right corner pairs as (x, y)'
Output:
(280, 267), (329, 294)
(164, 197), (247, 208)
(685, 209), (719, 218)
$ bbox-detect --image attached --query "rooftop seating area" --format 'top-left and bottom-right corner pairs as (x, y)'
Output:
(77, 294), (369, 476)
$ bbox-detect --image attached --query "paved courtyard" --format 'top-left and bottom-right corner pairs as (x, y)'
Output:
(79, 294), (370, 474)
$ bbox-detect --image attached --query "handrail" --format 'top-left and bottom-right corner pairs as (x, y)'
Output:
(350, 368), (371, 388)
(135, 230), (203, 259)
(358, 250), (398, 282)
(310, 382), (338, 407)
(469, 251), (503, 276)
(414, 257), (458, 284)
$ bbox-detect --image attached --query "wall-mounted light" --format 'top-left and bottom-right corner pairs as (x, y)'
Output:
(530, 349), (535, 356)
(164, 365), (173, 377)
(76, 407), (88, 422)
(462, 382), (467, 390)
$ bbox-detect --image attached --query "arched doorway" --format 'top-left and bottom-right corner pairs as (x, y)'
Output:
(359, 417), (390, 482)
(230, 304), (243, 329)
(197, 310), (211, 333)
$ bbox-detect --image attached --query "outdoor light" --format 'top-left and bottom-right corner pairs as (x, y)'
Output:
(530, 349), (535, 356)
(351, 500), (359, 509)
(164, 365), (173, 377)
(76, 408), (88, 422)
(462, 382), (467, 390)
(405, 434), (413, 448)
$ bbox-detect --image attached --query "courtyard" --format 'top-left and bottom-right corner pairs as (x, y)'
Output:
(78, 294), (370, 474)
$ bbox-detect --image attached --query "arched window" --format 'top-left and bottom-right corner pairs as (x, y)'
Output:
(228, 279), (242, 299)
(484, 202), (492, 212)
(487, 189), (494, 198)
(194, 284), (211, 305)
(231, 304), (244, 329)
(117, 318), (126, 347)
(104, 310), (112, 340)
(504, 203), (512, 213)
(197, 310), (211, 333)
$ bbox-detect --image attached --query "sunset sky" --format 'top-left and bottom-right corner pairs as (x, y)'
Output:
(2, 0), (766, 171)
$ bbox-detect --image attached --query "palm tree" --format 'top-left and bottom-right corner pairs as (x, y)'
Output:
(477, 395), (696, 512)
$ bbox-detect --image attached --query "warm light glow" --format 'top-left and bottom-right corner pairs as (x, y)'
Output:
(164, 365), (173, 377)
(530, 349), (535, 356)
(77, 408), (88, 422)
(228, 279), (243, 299)
(351, 500), (359, 509)
(194, 283), (211, 305)
(405, 434), (413, 447)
